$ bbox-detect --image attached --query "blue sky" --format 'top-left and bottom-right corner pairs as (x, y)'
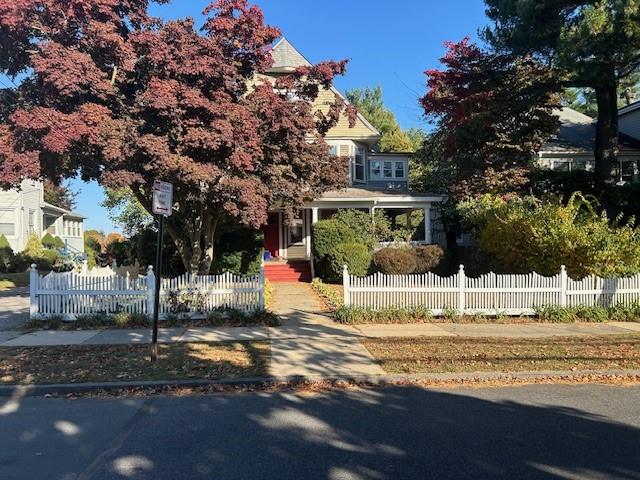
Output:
(74, 0), (489, 233)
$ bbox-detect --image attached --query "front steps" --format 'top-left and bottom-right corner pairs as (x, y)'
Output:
(264, 260), (312, 283)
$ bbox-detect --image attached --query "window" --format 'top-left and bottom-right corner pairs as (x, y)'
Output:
(0, 208), (15, 236)
(28, 210), (35, 232)
(370, 159), (407, 180)
(353, 146), (366, 182)
(329, 144), (339, 156)
(43, 215), (56, 235)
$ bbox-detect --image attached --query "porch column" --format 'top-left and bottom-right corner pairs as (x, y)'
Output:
(423, 204), (432, 244)
(278, 211), (286, 259)
(305, 209), (312, 258)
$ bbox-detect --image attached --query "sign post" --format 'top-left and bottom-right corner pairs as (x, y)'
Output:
(150, 181), (173, 362)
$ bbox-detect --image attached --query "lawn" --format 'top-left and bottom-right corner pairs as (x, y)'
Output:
(362, 334), (640, 374)
(0, 272), (29, 290)
(0, 341), (270, 385)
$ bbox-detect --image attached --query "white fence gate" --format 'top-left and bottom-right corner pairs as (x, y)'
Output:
(343, 265), (640, 315)
(29, 264), (265, 320)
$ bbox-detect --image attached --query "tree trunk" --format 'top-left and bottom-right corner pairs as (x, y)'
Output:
(165, 213), (219, 276)
(594, 69), (619, 182)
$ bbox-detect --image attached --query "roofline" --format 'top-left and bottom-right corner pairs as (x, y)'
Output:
(369, 151), (416, 156)
(307, 194), (446, 204)
(41, 202), (70, 215)
(64, 212), (87, 220)
(329, 85), (382, 138)
(619, 100), (640, 116)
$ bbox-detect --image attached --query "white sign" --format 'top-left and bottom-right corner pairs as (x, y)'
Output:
(152, 181), (173, 216)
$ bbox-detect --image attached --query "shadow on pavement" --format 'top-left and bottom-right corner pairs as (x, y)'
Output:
(1, 384), (639, 479)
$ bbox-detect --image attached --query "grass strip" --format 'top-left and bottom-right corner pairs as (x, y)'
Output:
(0, 341), (269, 385)
(363, 334), (640, 374)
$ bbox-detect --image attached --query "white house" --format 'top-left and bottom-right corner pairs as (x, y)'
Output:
(0, 179), (86, 253)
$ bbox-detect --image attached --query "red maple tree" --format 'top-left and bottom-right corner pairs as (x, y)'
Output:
(0, 0), (355, 273)
(420, 38), (559, 200)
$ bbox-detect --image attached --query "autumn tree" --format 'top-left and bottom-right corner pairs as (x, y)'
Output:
(0, 0), (354, 274)
(347, 86), (423, 152)
(420, 39), (559, 200)
(483, 0), (640, 181)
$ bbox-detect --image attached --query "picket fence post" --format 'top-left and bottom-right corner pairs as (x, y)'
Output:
(458, 264), (466, 315)
(343, 264), (351, 307)
(29, 264), (38, 319)
(258, 260), (265, 310)
(146, 265), (155, 318)
(560, 265), (568, 307)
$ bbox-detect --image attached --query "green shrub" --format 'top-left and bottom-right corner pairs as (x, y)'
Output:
(373, 247), (417, 274)
(0, 234), (15, 272)
(414, 245), (445, 273)
(211, 227), (263, 275)
(328, 242), (372, 278)
(41, 233), (65, 250)
(313, 219), (360, 280)
(23, 232), (44, 259)
(335, 305), (433, 324)
(534, 303), (640, 323)
(459, 192), (640, 278)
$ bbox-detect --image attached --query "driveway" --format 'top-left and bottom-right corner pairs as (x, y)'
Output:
(0, 287), (28, 331)
(1, 384), (639, 479)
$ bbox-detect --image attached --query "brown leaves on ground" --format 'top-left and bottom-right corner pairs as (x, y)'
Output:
(362, 334), (640, 374)
(0, 342), (269, 385)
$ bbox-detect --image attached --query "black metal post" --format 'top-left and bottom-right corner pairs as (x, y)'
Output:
(151, 214), (165, 362)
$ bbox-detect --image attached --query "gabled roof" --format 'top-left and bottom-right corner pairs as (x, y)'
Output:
(268, 37), (381, 141)
(268, 37), (312, 72)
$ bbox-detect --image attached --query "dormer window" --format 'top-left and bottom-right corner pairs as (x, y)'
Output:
(370, 158), (407, 180)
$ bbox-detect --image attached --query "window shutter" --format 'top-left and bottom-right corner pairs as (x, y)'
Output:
(339, 144), (350, 157)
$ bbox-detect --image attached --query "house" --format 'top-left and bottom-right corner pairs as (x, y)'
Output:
(261, 39), (445, 280)
(539, 107), (640, 182)
(0, 179), (86, 254)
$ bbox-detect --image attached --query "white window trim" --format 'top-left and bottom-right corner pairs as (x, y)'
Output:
(0, 208), (17, 238)
(353, 145), (366, 183)
(369, 159), (408, 180)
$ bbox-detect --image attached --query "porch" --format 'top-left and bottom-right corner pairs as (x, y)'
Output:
(261, 193), (445, 262)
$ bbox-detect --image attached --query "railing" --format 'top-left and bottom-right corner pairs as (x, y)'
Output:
(29, 264), (265, 320)
(342, 265), (640, 315)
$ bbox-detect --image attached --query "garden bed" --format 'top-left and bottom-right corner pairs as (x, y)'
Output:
(24, 309), (280, 331)
(363, 334), (640, 374)
(0, 341), (270, 385)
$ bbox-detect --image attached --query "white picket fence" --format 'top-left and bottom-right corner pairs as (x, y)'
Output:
(29, 264), (265, 320)
(342, 265), (640, 315)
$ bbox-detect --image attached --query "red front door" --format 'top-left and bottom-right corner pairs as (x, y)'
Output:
(261, 212), (280, 258)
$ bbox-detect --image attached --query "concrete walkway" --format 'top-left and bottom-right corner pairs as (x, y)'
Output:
(0, 287), (28, 331)
(268, 283), (384, 377)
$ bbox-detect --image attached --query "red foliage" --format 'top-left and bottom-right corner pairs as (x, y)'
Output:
(0, 0), (354, 273)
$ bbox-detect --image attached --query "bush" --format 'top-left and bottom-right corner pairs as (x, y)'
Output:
(459, 192), (640, 278)
(414, 244), (445, 273)
(374, 247), (417, 274)
(41, 233), (64, 250)
(211, 227), (263, 275)
(327, 242), (372, 278)
(313, 219), (360, 280)
(335, 305), (433, 324)
(0, 234), (15, 272)
(23, 232), (44, 259)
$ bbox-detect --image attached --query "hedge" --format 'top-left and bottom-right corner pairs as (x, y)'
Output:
(327, 242), (372, 277)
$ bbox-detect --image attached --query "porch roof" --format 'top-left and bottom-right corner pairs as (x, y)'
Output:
(312, 187), (444, 202)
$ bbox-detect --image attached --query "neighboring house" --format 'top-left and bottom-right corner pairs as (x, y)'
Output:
(539, 107), (640, 182)
(261, 38), (445, 270)
(0, 179), (86, 253)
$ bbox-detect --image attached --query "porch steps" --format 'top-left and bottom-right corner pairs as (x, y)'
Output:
(264, 261), (312, 283)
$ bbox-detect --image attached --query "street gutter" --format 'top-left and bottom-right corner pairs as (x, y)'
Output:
(2, 369), (640, 397)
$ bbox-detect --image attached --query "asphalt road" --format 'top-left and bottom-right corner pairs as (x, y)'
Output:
(1, 384), (639, 480)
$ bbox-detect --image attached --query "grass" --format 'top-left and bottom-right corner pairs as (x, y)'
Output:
(362, 334), (640, 374)
(0, 272), (29, 290)
(0, 341), (270, 385)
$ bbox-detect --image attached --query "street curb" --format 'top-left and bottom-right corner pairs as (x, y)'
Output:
(2, 369), (640, 398)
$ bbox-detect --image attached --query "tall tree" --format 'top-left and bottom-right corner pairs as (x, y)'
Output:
(0, 0), (355, 274)
(483, 0), (640, 181)
(42, 179), (78, 210)
(346, 86), (423, 152)
(420, 39), (559, 200)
